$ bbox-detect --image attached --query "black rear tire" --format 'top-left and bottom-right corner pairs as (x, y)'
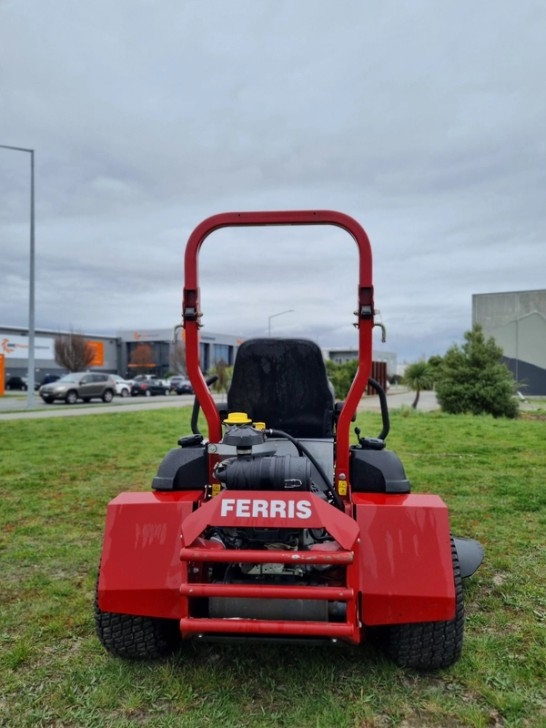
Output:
(94, 587), (181, 660)
(380, 538), (464, 670)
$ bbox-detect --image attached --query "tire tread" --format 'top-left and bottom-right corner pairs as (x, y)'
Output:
(94, 586), (181, 659)
(382, 538), (464, 669)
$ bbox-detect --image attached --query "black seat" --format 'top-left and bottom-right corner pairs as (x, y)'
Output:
(227, 338), (334, 438)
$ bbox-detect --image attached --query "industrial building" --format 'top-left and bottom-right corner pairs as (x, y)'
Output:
(0, 325), (242, 385)
(5, 291), (543, 398)
(328, 347), (397, 378)
(118, 328), (243, 377)
(472, 289), (546, 395)
(1, 326), (120, 385)
(1, 323), (395, 392)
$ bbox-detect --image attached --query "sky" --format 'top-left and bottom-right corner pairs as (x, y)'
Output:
(1, 0), (545, 362)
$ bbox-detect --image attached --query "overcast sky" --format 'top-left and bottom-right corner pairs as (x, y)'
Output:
(1, 0), (545, 361)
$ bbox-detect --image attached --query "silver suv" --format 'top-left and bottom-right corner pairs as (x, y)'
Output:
(39, 372), (116, 404)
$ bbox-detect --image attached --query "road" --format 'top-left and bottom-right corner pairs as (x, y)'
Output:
(0, 391), (199, 420)
(358, 386), (439, 412)
(0, 386), (439, 421)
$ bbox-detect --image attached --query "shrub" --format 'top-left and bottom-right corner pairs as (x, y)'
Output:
(435, 325), (518, 418)
(325, 359), (358, 399)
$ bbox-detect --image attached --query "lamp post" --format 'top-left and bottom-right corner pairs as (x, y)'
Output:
(0, 144), (35, 407)
(268, 309), (294, 336)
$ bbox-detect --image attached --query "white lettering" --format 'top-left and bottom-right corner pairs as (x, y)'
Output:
(220, 498), (236, 517)
(270, 500), (286, 518)
(297, 500), (312, 519)
(252, 500), (268, 517)
(219, 498), (314, 520)
(236, 499), (251, 517)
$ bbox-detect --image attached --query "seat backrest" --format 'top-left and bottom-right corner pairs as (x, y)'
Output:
(227, 338), (334, 438)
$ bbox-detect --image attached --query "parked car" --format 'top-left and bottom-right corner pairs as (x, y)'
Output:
(111, 374), (133, 398)
(35, 373), (61, 390)
(39, 372), (117, 404)
(170, 377), (194, 395)
(5, 375), (28, 391)
(168, 375), (185, 388)
(130, 378), (170, 397)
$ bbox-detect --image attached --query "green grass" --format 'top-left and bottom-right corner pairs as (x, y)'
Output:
(1, 407), (545, 727)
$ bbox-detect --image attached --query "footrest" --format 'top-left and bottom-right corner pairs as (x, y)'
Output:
(180, 617), (356, 639)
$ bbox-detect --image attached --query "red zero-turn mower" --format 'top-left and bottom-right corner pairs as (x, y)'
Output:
(95, 210), (483, 669)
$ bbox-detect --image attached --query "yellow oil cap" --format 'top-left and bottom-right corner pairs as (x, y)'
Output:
(224, 412), (252, 425)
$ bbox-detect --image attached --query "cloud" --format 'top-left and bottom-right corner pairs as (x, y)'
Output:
(1, 0), (545, 361)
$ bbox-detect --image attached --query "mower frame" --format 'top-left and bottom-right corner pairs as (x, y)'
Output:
(96, 210), (483, 668)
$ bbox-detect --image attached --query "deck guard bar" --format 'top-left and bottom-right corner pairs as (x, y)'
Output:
(179, 492), (362, 642)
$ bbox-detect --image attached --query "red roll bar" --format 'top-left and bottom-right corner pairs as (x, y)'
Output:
(182, 210), (374, 494)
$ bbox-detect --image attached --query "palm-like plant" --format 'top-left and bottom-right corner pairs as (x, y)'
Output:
(402, 360), (432, 409)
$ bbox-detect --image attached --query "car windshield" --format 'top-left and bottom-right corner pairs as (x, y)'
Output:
(59, 374), (80, 383)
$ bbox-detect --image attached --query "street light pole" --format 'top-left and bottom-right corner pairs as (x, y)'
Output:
(0, 144), (36, 407)
(268, 309), (294, 336)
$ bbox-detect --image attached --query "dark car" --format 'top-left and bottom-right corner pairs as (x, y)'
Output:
(5, 375), (28, 391)
(130, 378), (170, 397)
(171, 378), (193, 395)
(35, 373), (61, 390)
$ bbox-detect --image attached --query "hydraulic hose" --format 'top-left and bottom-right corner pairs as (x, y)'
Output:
(265, 428), (344, 511)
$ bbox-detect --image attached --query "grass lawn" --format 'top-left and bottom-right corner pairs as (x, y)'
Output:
(1, 406), (545, 727)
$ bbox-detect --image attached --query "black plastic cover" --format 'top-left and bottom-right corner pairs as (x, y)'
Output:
(350, 447), (411, 493)
(151, 446), (208, 491)
(453, 536), (484, 577)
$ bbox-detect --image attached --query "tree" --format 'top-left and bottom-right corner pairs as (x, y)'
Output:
(427, 354), (444, 388)
(54, 333), (95, 372)
(435, 324), (518, 418)
(402, 360), (432, 409)
(129, 343), (156, 375)
(169, 340), (187, 375)
(209, 359), (231, 394)
(325, 359), (358, 399)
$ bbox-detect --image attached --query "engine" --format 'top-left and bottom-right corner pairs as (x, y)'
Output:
(200, 421), (346, 622)
(214, 454), (312, 491)
(207, 421), (334, 565)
